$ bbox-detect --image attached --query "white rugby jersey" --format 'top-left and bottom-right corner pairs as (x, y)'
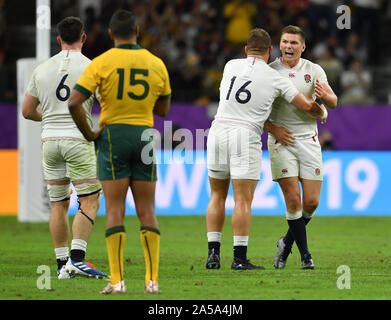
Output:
(268, 58), (328, 138)
(27, 50), (95, 141)
(214, 57), (299, 135)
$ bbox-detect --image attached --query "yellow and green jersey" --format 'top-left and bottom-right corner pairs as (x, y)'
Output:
(75, 44), (171, 128)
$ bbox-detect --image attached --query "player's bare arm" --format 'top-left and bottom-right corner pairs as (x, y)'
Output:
(153, 97), (171, 117)
(22, 93), (42, 121)
(315, 79), (338, 109)
(68, 90), (104, 141)
(291, 92), (328, 123)
(264, 120), (295, 146)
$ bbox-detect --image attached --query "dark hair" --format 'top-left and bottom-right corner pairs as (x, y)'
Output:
(246, 28), (271, 54)
(281, 25), (306, 42)
(109, 10), (137, 39)
(57, 17), (84, 45)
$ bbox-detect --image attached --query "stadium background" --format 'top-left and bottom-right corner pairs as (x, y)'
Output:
(0, 0), (390, 217)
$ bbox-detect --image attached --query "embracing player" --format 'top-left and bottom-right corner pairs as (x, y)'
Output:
(205, 28), (328, 271)
(264, 25), (338, 269)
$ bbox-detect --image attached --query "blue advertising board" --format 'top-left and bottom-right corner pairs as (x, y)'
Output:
(68, 150), (390, 216)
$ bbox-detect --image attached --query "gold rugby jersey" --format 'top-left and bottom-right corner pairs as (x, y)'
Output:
(75, 44), (171, 127)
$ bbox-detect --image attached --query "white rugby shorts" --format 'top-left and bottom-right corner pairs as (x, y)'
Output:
(268, 134), (323, 181)
(207, 121), (262, 180)
(42, 139), (97, 181)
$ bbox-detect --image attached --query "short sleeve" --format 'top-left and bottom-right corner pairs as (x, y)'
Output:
(26, 69), (38, 98)
(74, 58), (100, 99)
(313, 63), (328, 84)
(157, 60), (171, 100)
(275, 75), (299, 103)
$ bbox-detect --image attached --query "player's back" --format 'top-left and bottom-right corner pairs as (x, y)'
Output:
(28, 50), (94, 140)
(215, 57), (298, 134)
(76, 44), (171, 128)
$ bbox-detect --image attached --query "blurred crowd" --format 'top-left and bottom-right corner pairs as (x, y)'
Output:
(0, 0), (390, 105)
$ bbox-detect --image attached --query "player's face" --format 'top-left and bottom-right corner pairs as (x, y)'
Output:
(280, 33), (305, 64)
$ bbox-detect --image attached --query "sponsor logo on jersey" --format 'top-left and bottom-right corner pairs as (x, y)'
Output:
(289, 73), (295, 78)
(304, 74), (311, 83)
(315, 168), (321, 175)
(282, 168), (288, 174)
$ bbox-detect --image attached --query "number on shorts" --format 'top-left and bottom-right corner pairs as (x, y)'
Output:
(56, 74), (70, 101)
(226, 76), (252, 104)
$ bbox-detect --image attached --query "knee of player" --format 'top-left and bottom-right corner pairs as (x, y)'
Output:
(79, 195), (101, 212)
(76, 183), (102, 209)
(285, 197), (301, 212)
(137, 208), (156, 218)
(210, 193), (227, 206)
(303, 199), (320, 212)
(233, 199), (252, 211)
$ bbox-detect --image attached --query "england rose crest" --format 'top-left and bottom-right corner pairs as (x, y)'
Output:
(304, 74), (311, 83)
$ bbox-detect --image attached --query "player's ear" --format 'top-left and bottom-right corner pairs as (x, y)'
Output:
(108, 29), (114, 40)
(302, 42), (306, 53)
(57, 36), (62, 47)
(266, 46), (273, 63)
(244, 45), (248, 55)
(81, 32), (87, 44)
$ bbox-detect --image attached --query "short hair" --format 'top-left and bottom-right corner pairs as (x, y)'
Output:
(57, 17), (84, 45)
(246, 28), (271, 55)
(281, 25), (306, 42)
(109, 10), (137, 39)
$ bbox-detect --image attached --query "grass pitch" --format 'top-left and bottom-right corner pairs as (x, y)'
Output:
(0, 215), (390, 300)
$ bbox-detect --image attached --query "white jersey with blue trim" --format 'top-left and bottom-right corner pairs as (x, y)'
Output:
(268, 57), (328, 138)
(26, 50), (95, 141)
(214, 56), (299, 135)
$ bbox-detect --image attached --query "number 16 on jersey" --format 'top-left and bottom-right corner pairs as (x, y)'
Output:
(226, 76), (252, 104)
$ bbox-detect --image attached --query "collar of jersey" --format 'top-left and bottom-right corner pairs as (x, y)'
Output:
(60, 50), (81, 55)
(116, 44), (142, 50)
(278, 57), (303, 71)
(246, 56), (266, 64)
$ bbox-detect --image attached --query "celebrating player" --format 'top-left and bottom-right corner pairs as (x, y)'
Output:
(68, 10), (171, 294)
(265, 25), (338, 269)
(205, 28), (328, 270)
(22, 17), (107, 279)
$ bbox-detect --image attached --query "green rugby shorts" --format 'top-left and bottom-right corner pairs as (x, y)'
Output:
(95, 124), (157, 181)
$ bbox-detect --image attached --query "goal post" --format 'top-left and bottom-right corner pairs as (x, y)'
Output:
(17, 0), (51, 222)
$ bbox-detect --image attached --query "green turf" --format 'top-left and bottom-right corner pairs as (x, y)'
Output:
(0, 215), (390, 300)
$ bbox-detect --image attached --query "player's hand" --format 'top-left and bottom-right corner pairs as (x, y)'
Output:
(272, 126), (295, 146)
(314, 79), (326, 100)
(91, 125), (105, 141)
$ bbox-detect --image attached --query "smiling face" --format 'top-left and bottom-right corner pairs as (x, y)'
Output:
(280, 32), (305, 67)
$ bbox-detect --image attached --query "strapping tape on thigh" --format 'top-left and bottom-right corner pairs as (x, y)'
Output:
(47, 184), (72, 202)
